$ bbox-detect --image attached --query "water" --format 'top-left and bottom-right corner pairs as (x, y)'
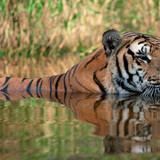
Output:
(1, 91), (160, 160)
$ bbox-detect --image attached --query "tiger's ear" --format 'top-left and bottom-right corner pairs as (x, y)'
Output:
(102, 29), (122, 56)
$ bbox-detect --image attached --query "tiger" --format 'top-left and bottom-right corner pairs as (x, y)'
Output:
(1, 29), (160, 99)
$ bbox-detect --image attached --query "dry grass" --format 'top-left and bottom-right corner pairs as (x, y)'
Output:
(0, 0), (106, 56)
(0, 0), (160, 76)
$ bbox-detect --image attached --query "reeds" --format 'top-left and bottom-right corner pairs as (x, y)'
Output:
(0, 0), (105, 58)
(0, 0), (160, 76)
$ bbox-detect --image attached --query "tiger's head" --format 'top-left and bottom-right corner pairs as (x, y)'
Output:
(102, 29), (160, 96)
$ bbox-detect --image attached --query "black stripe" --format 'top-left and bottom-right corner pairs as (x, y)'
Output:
(123, 54), (129, 74)
(39, 80), (43, 97)
(75, 77), (93, 92)
(3, 93), (10, 101)
(1, 77), (10, 86)
(126, 44), (130, 48)
(21, 78), (27, 82)
(55, 74), (63, 101)
(135, 60), (141, 66)
(142, 35), (149, 39)
(123, 33), (134, 37)
(93, 98), (104, 110)
(68, 67), (75, 91)
(117, 109), (122, 136)
(116, 79), (139, 93)
(63, 72), (67, 104)
(124, 35), (137, 38)
(0, 84), (9, 94)
(49, 76), (57, 99)
(134, 36), (141, 41)
(124, 106), (132, 136)
(138, 40), (146, 44)
(100, 63), (108, 71)
(116, 56), (122, 78)
(26, 80), (33, 97)
(72, 64), (78, 77)
(123, 32), (138, 36)
(127, 49), (135, 60)
(123, 34), (139, 38)
(84, 52), (101, 68)
(93, 71), (106, 94)
(123, 54), (136, 87)
(36, 78), (42, 98)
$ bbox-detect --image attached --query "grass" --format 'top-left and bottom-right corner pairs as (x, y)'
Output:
(0, 0), (104, 59)
(0, 0), (160, 60)
(0, 0), (160, 76)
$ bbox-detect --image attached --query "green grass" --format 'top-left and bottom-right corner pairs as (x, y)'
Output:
(0, 0), (160, 61)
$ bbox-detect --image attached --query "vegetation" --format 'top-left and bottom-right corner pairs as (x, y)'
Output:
(0, 0), (160, 61)
(0, 0), (160, 77)
(0, 0), (159, 77)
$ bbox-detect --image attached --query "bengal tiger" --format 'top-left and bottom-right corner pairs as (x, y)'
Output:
(1, 29), (160, 99)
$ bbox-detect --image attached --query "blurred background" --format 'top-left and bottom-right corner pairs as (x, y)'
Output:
(0, 0), (160, 77)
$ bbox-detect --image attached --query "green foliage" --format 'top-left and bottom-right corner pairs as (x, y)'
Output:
(0, 51), (5, 57)
(0, 0), (160, 60)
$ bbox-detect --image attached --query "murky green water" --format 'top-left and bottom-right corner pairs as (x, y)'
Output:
(1, 93), (160, 160)
(0, 98), (104, 160)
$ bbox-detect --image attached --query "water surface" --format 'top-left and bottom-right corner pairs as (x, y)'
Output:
(1, 92), (160, 160)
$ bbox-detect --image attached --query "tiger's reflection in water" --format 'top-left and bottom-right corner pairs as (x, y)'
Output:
(103, 97), (160, 154)
(68, 94), (160, 154)
(0, 91), (160, 154)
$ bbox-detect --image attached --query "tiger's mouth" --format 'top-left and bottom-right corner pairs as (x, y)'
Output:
(141, 83), (160, 97)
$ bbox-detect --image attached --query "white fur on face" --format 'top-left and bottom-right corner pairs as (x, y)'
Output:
(130, 42), (150, 55)
(130, 42), (151, 63)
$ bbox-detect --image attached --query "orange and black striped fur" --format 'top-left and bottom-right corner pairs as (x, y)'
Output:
(1, 29), (160, 99)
